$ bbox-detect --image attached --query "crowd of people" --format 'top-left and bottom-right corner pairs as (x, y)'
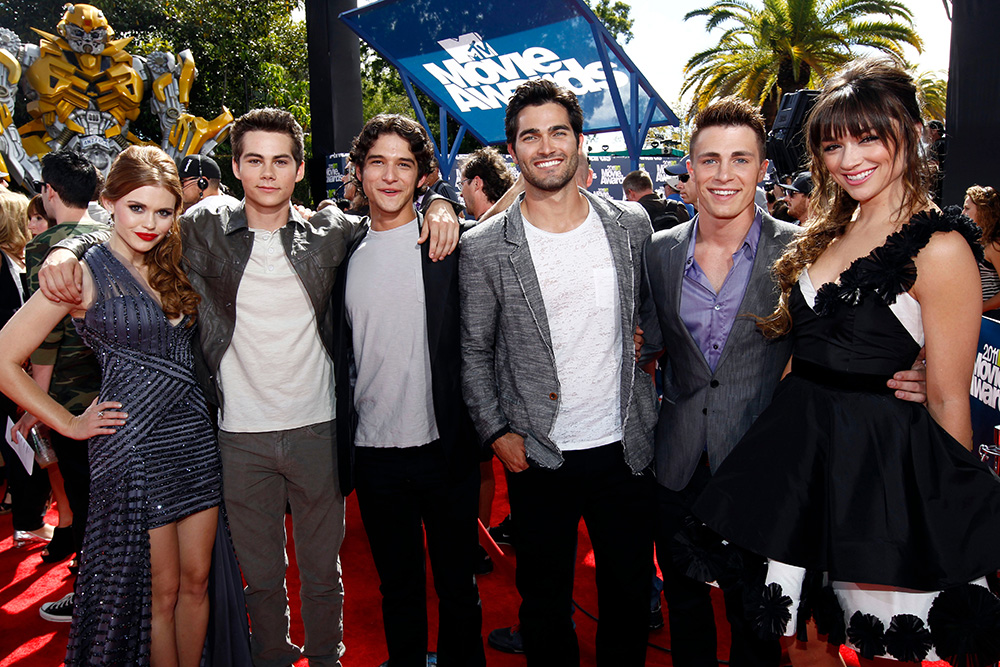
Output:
(1, 54), (1000, 667)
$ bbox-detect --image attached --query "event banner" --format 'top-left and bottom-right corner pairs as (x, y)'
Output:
(971, 316), (1000, 475)
(325, 152), (683, 204)
(340, 0), (675, 145)
(587, 155), (686, 201)
(325, 154), (350, 201)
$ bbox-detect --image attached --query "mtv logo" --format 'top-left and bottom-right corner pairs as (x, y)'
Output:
(437, 32), (497, 63)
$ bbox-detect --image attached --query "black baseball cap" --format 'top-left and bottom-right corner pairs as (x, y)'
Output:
(782, 172), (813, 197)
(178, 154), (222, 180)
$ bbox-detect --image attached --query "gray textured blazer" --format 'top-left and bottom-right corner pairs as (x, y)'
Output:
(459, 189), (658, 473)
(639, 212), (798, 491)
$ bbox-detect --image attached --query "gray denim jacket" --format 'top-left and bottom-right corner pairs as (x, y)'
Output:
(458, 189), (658, 473)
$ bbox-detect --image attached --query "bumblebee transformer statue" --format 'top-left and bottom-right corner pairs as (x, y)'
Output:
(0, 3), (233, 192)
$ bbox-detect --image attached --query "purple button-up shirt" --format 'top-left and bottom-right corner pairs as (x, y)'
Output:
(679, 209), (763, 371)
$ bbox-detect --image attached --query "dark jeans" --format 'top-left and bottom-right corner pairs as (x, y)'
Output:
(49, 430), (89, 555)
(654, 460), (781, 667)
(506, 442), (653, 667)
(354, 441), (485, 667)
(0, 395), (51, 532)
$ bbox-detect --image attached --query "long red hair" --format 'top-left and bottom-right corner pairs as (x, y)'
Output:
(104, 146), (200, 324)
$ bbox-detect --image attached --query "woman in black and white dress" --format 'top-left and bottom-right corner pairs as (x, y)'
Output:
(692, 57), (1000, 667)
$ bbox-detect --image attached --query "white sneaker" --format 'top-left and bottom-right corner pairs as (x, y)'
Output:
(39, 592), (74, 622)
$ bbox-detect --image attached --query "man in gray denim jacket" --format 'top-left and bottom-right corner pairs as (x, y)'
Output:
(459, 80), (657, 667)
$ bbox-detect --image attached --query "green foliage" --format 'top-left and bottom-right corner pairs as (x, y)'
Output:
(682, 0), (923, 124)
(360, 42), (413, 121)
(3, 0), (305, 132)
(2, 0), (311, 198)
(138, 0), (300, 117)
(914, 69), (947, 121)
(590, 0), (634, 43)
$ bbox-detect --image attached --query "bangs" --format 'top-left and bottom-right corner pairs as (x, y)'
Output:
(808, 83), (903, 150)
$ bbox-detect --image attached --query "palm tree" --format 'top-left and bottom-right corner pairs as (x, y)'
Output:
(682, 0), (923, 125)
(913, 69), (948, 121)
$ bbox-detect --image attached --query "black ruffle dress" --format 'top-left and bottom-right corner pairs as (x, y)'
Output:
(693, 209), (1000, 665)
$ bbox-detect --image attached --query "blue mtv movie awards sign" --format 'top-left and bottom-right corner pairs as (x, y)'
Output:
(589, 155), (685, 201)
(971, 317), (1000, 475)
(324, 150), (682, 207)
(444, 153), (682, 202)
(341, 0), (677, 146)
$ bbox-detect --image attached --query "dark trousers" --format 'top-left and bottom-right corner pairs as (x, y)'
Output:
(49, 430), (89, 556)
(0, 395), (51, 532)
(654, 461), (781, 667)
(354, 441), (485, 667)
(506, 443), (653, 667)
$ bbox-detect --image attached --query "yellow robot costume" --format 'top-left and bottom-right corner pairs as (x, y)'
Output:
(0, 4), (232, 192)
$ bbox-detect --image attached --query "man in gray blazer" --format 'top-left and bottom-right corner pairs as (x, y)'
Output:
(640, 98), (792, 667)
(460, 80), (658, 667)
(640, 98), (928, 667)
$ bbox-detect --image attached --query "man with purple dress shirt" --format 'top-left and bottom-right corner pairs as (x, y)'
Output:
(639, 96), (790, 667)
(639, 98), (930, 667)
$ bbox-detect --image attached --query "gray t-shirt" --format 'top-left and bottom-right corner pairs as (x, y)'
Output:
(344, 218), (439, 447)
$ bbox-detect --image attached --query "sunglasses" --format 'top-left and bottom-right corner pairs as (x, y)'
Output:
(678, 174), (690, 183)
(33, 180), (46, 193)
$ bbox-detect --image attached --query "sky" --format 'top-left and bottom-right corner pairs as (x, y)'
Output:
(621, 0), (951, 111)
(348, 0), (954, 148)
(598, 0), (953, 149)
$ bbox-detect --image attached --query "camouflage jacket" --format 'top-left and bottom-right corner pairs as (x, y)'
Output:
(26, 220), (110, 415)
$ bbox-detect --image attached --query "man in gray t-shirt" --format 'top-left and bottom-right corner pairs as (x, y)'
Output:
(331, 114), (485, 666)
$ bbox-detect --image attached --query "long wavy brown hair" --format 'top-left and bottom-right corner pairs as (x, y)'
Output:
(757, 57), (930, 338)
(966, 185), (1000, 245)
(103, 146), (200, 324)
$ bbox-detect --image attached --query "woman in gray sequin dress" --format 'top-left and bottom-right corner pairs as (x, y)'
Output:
(0, 146), (249, 665)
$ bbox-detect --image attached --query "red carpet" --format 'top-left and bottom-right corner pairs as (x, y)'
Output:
(0, 458), (941, 666)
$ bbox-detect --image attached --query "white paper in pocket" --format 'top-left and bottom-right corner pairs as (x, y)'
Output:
(6, 417), (33, 475)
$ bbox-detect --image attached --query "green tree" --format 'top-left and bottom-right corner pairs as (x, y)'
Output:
(360, 43), (411, 123)
(681, 0), (923, 124)
(2, 0), (313, 199)
(590, 0), (634, 43)
(914, 69), (947, 121)
(3, 0), (302, 135)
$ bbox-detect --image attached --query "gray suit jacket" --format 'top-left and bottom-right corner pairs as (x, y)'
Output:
(459, 189), (658, 473)
(639, 212), (798, 491)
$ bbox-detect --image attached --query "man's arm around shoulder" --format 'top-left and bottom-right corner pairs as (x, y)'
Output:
(33, 226), (113, 303)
